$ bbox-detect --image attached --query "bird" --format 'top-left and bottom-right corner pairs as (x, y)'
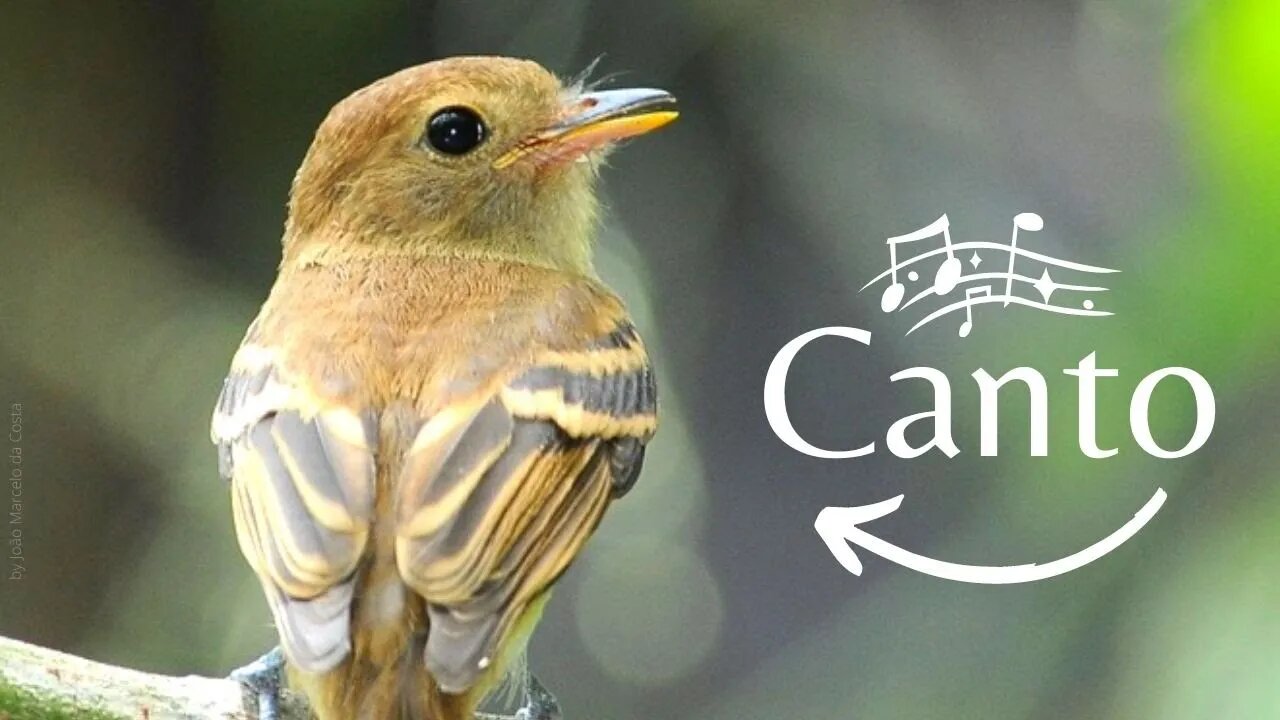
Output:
(210, 56), (676, 720)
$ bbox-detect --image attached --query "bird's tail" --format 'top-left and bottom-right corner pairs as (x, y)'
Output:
(289, 607), (472, 720)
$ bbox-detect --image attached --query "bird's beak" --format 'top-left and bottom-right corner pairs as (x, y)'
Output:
(493, 88), (678, 170)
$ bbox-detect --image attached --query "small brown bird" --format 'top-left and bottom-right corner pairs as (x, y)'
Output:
(211, 56), (675, 720)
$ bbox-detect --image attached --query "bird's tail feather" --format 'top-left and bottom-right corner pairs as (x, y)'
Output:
(290, 625), (471, 720)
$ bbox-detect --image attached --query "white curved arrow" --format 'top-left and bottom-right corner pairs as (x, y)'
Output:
(814, 489), (1166, 584)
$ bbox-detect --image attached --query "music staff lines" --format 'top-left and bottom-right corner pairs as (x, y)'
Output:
(897, 272), (1109, 313)
(909, 294), (1112, 337)
(861, 213), (1119, 337)
(859, 240), (1119, 292)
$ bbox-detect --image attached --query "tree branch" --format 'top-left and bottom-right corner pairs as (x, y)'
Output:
(0, 635), (309, 720)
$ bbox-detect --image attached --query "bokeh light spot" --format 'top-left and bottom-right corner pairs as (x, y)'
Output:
(575, 542), (723, 686)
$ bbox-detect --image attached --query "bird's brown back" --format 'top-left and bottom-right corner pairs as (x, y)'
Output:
(222, 252), (651, 719)
(250, 254), (627, 416)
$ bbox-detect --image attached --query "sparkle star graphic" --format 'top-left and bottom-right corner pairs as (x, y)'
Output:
(1033, 268), (1057, 303)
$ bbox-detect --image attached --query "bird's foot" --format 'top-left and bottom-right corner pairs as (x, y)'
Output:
(230, 646), (285, 720)
(514, 671), (562, 720)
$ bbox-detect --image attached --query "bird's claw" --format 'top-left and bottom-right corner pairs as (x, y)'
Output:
(515, 671), (562, 720)
(230, 646), (285, 720)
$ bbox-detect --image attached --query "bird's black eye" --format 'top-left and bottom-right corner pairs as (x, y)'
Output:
(424, 106), (487, 155)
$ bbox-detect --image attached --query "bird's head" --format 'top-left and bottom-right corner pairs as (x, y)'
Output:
(283, 56), (677, 274)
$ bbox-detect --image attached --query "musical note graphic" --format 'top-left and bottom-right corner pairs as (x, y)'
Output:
(861, 213), (1119, 338)
(1004, 213), (1043, 306)
(958, 286), (991, 338)
(880, 215), (963, 313)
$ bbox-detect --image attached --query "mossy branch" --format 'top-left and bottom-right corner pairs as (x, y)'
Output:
(0, 635), (310, 720)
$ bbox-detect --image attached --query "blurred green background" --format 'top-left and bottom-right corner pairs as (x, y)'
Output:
(2, 1), (1278, 718)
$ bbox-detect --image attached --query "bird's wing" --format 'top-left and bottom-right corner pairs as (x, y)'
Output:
(212, 342), (377, 673)
(395, 313), (656, 692)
